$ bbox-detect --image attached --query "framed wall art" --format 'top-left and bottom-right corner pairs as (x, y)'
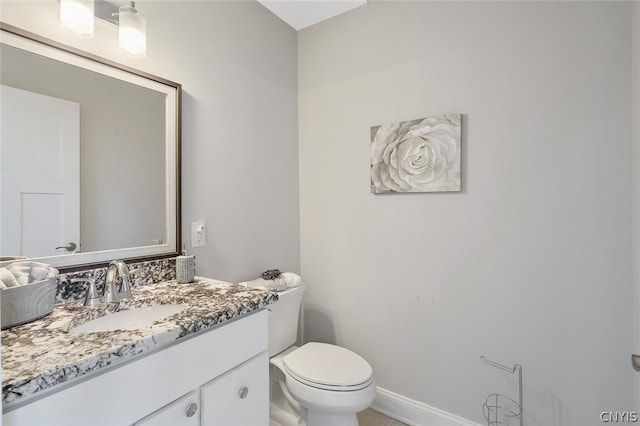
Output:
(370, 113), (461, 193)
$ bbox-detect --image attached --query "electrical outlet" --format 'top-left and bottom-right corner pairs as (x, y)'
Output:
(191, 222), (206, 247)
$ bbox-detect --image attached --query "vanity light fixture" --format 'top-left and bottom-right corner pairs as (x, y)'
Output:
(60, 0), (95, 38)
(118, 3), (146, 58)
(59, 0), (147, 58)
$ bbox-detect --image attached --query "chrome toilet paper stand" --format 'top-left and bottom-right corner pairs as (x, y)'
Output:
(480, 356), (523, 426)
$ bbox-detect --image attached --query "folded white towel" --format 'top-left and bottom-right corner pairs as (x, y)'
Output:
(1, 262), (58, 288)
(0, 268), (19, 288)
(239, 272), (302, 292)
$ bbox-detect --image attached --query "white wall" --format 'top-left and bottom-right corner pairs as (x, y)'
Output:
(1, 0), (300, 282)
(298, 2), (634, 425)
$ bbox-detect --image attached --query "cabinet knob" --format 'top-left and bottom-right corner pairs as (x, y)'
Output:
(185, 402), (198, 417)
(239, 386), (249, 399)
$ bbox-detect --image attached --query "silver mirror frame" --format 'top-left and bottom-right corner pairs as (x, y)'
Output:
(0, 23), (181, 272)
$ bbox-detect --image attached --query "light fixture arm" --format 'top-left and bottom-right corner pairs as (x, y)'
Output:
(60, 0), (147, 58)
(94, 0), (121, 26)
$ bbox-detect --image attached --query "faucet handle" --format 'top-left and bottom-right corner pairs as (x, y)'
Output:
(115, 261), (133, 299)
(71, 278), (102, 307)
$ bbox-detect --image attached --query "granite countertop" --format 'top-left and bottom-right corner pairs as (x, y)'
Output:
(1, 277), (277, 408)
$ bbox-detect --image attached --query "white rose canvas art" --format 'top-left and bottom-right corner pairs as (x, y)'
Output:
(370, 113), (461, 193)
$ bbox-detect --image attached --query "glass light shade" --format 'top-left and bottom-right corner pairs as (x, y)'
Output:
(60, 0), (94, 38)
(119, 6), (146, 58)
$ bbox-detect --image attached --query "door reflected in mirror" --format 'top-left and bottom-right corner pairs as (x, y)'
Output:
(0, 24), (180, 269)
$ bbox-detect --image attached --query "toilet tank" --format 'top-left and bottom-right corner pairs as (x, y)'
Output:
(268, 283), (305, 356)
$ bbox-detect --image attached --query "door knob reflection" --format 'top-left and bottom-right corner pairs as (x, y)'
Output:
(55, 242), (77, 252)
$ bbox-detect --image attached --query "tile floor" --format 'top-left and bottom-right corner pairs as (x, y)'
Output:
(357, 409), (409, 426)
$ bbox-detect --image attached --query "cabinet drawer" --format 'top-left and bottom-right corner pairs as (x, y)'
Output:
(201, 352), (269, 426)
(134, 391), (199, 426)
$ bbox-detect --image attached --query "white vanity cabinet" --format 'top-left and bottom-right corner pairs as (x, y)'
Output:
(134, 352), (268, 426)
(200, 352), (268, 425)
(3, 310), (268, 426)
(134, 391), (200, 426)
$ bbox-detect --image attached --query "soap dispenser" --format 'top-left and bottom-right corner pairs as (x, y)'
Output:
(176, 245), (195, 284)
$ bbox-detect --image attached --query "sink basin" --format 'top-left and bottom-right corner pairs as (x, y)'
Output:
(69, 304), (188, 333)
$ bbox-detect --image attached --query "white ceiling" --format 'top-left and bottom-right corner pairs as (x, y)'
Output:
(257, 0), (367, 31)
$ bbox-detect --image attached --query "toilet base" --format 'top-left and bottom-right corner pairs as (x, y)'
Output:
(308, 410), (358, 426)
(270, 401), (306, 426)
(270, 360), (307, 426)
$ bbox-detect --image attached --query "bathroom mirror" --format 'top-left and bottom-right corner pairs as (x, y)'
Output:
(0, 24), (181, 270)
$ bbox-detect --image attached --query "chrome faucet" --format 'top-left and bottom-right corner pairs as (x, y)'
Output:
(70, 260), (133, 307)
(103, 260), (133, 303)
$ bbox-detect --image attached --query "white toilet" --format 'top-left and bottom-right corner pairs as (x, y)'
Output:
(268, 284), (376, 426)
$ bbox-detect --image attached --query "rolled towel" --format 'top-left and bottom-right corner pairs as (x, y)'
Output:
(239, 277), (288, 291)
(15, 272), (29, 285)
(6, 264), (31, 276)
(280, 272), (301, 288)
(30, 267), (50, 281)
(7, 261), (52, 271)
(0, 268), (20, 288)
(6, 261), (58, 284)
(239, 272), (302, 292)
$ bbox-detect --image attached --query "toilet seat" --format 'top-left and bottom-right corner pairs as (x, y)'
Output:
(283, 342), (373, 391)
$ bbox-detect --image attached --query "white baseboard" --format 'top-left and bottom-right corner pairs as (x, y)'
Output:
(370, 387), (483, 426)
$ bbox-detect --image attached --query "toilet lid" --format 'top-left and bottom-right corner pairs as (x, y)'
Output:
(283, 342), (373, 390)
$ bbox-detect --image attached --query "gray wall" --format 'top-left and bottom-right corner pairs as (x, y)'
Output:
(145, 1), (300, 281)
(1, 0), (300, 282)
(298, 1), (633, 424)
